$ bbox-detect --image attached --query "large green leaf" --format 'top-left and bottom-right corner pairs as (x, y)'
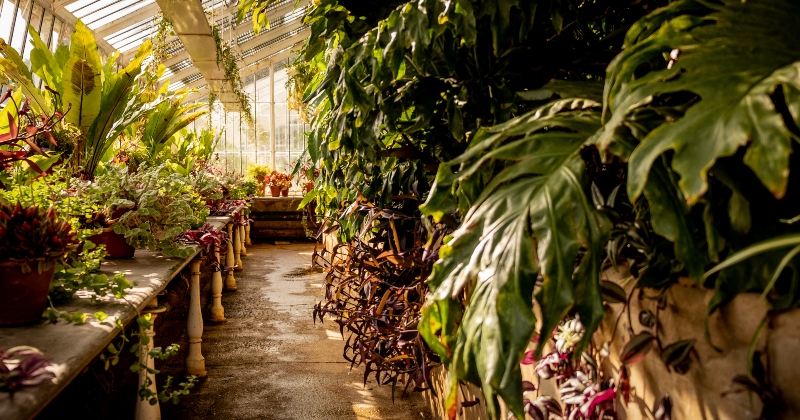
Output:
(420, 99), (608, 419)
(140, 97), (207, 160)
(27, 25), (63, 106)
(62, 56), (101, 129)
(82, 40), (152, 178)
(62, 21), (102, 129)
(0, 41), (50, 115)
(602, 0), (800, 204)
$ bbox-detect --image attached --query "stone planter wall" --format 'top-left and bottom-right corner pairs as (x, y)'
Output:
(421, 266), (800, 419)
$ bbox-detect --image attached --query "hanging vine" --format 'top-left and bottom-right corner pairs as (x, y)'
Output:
(210, 25), (253, 124)
(286, 57), (316, 123)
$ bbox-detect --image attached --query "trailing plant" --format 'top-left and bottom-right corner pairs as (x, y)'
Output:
(313, 197), (447, 398)
(88, 164), (210, 257)
(49, 246), (132, 304)
(210, 25), (253, 123)
(100, 315), (197, 406)
(286, 57), (317, 123)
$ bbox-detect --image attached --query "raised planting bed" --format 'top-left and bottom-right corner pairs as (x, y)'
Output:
(0, 210), (249, 420)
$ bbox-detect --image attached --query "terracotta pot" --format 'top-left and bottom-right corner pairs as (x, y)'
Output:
(88, 228), (135, 259)
(269, 185), (282, 197)
(281, 188), (289, 197)
(0, 261), (56, 326)
(304, 182), (314, 193)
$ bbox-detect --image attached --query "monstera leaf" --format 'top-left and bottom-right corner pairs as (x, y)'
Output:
(420, 98), (608, 419)
(601, 0), (800, 205)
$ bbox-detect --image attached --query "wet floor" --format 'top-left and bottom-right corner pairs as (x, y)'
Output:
(158, 243), (428, 420)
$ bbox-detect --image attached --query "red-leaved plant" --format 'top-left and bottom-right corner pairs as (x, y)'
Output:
(0, 346), (55, 393)
(0, 202), (79, 271)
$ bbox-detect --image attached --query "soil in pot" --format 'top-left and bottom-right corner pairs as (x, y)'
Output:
(0, 262), (56, 326)
(89, 228), (135, 259)
(270, 185), (281, 197)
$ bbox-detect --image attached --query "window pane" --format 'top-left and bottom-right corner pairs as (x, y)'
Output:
(39, 11), (53, 48)
(10, 0), (31, 52)
(22, 3), (43, 60)
(50, 19), (63, 51)
(0, 0), (18, 42)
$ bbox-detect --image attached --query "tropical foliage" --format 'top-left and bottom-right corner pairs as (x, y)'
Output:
(253, 0), (800, 417)
(0, 21), (158, 179)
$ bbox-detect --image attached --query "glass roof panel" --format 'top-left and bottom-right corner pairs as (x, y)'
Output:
(83, 0), (156, 28)
(87, 0), (155, 29)
(105, 20), (152, 44)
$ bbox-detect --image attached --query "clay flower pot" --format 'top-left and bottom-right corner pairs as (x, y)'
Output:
(88, 228), (135, 259)
(0, 261), (56, 326)
(281, 188), (289, 197)
(270, 185), (282, 197)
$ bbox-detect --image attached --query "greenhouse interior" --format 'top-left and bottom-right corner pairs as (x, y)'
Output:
(1, 0), (799, 419)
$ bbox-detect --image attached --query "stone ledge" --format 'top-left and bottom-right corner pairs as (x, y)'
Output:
(0, 218), (232, 420)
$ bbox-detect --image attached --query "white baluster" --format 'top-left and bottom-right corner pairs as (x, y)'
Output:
(134, 298), (166, 420)
(245, 223), (252, 246)
(225, 223), (238, 290)
(233, 222), (243, 271)
(185, 258), (206, 376)
(210, 246), (226, 322)
(240, 224), (247, 257)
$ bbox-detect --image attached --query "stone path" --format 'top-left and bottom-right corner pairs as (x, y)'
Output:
(158, 243), (428, 420)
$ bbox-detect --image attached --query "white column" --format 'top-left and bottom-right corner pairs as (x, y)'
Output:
(185, 258), (206, 376)
(240, 224), (247, 257)
(209, 247), (226, 322)
(234, 223), (243, 270)
(225, 223), (238, 290)
(269, 60), (276, 170)
(134, 298), (166, 420)
(245, 223), (252, 246)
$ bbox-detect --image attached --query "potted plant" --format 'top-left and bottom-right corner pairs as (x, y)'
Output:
(265, 171), (291, 197)
(82, 206), (136, 259)
(0, 202), (78, 326)
(247, 164), (271, 196)
(103, 164), (210, 258)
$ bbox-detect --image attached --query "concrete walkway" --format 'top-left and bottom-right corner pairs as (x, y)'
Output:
(160, 243), (428, 420)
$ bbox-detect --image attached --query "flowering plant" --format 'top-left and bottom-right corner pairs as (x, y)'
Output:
(265, 171), (291, 189)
